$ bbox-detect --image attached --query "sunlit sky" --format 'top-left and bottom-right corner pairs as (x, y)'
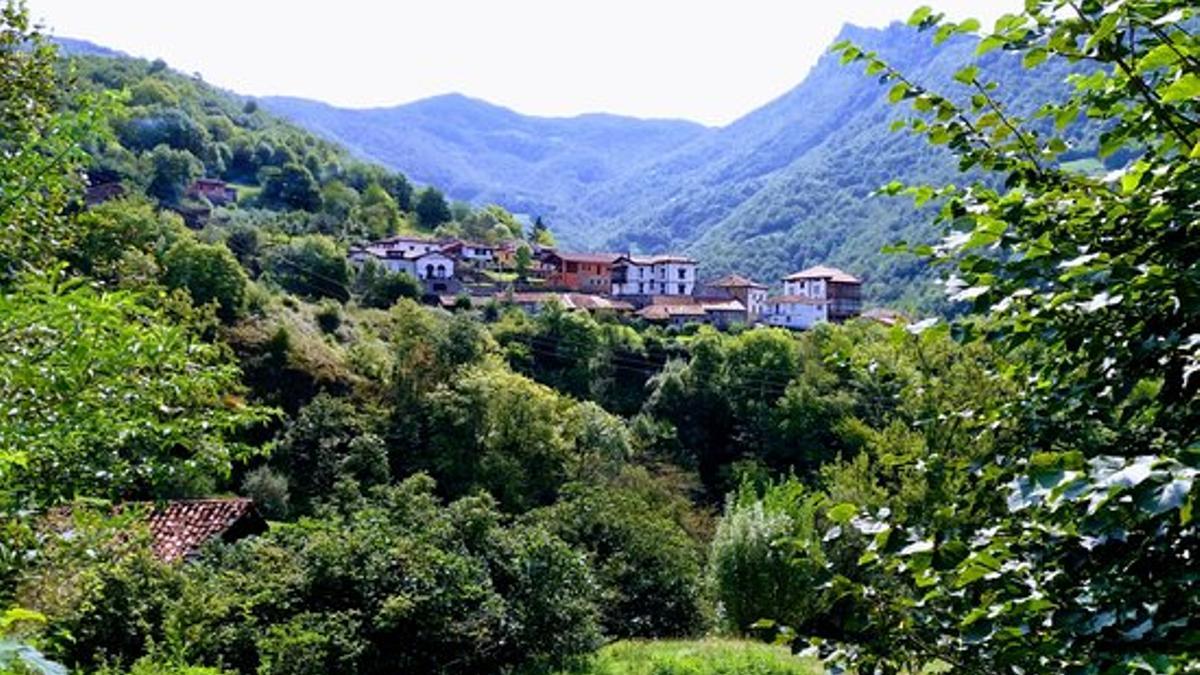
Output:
(32, 0), (1019, 126)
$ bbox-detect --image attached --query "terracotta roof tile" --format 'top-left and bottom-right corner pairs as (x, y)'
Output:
(144, 498), (267, 562)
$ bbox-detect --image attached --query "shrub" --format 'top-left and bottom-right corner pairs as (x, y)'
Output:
(535, 482), (708, 639)
(707, 480), (826, 635)
(314, 300), (341, 334)
(241, 466), (290, 520)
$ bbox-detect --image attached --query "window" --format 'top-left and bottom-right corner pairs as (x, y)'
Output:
(436, 264), (446, 278)
(638, 282), (644, 293)
(566, 262), (578, 273)
(425, 264), (434, 278)
(677, 284), (685, 294)
(678, 268), (687, 280)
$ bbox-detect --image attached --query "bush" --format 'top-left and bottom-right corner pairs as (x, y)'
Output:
(707, 480), (826, 635)
(314, 300), (341, 334)
(241, 466), (290, 520)
(159, 476), (600, 674)
(535, 482), (708, 639)
(161, 237), (248, 322)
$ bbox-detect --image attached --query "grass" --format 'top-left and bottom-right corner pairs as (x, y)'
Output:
(547, 639), (823, 675)
(227, 181), (262, 203)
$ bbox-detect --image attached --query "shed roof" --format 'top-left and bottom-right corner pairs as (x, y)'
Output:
(144, 498), (267, 562)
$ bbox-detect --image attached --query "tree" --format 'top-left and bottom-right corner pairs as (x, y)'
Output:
(529, 216), (555, 246)
(0, 274), (271, 505)
(514, 244), (532, 280)
(0, 3), (109, 277)
(143, 144), (202, 204)
(354, 257), (420, 309)
(265, 235), (350, 301)
(260, 162), (322, 212)
(414, 187), (451, 227)
(71, 197), (185, 280)
(808, 3), (1200, 671)
(161, 237), (248, 321)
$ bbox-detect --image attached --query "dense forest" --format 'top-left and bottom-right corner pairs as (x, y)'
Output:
(1, 1), (1198, 674)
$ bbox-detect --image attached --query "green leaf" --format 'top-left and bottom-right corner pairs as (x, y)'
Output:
(1023, 47), (1048, 69)
(908, 6), (933, 27)
(976, 35), (1005, 55)
(1136, 44), (1179, 73)
(827, 502), (858, 523)
(954, 65), (980, 85)
(888, 82), (910, 104)
(957, 18), (981, 33)
(1161, 74), (1200, 103)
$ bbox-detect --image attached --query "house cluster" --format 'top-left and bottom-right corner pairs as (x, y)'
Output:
(350, 234), (867, 330)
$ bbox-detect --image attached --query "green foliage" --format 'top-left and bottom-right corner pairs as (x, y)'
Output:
(414, 187), (451, 228)
(71, 198), (185, 281)
(0, 4), (111, 278)
(259, 163), (322, 212)
(272, 394), (386, 513)
(143, 145), (202, 204)
(534, 480), (708, 639)
(353, 258), (420, 309)
(0, 273), (271, 505)
(707, 480), (825, 635)
(264, 235), (350, 301)
(805, 2), (1200, 671)
(241, 466), (290, 520)
(149, 477), (600, 674)
(161, 237), (248, 321)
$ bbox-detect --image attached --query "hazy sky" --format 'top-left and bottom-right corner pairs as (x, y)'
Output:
(31, 0), (1019, 126)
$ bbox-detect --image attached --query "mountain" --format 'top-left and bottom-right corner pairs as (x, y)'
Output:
(262, 22), (1084, 307)
(51, 36), (127, 58)
(261, 94), (709, 226)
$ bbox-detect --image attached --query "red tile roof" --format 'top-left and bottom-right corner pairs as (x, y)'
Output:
(546, 251), (623, 265)
(144, 498), (267, 562)
(783, 266), (861, 283)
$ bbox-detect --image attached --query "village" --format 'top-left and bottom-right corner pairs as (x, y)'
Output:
(347, 233), (879, 329)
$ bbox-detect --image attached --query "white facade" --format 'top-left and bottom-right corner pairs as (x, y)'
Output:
(374, 236), (444, 257)
(746, 288), (768, 318)
(783, 277), (826, 299)
(456, 243), (495, 265)
(764, 273), (833, 330)
(763, 297), (828, 329)
(611, 256), (698, 297)
(350, 248), (455, 281)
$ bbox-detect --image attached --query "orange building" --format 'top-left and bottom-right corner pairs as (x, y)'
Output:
(542, 251), (621, 293)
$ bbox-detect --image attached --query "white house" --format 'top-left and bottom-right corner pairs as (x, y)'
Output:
(349, 247), (456, 281)
(371, 235), (446, 257)
(707, 274), (769, 322)
(763, 295), (829, 329)
(611, 254), (698, 297)
(443, 240), (497, 267)
(764, 265), (862, 330)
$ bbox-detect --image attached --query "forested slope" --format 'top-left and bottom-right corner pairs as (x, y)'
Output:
(259, 23), (1091, 307)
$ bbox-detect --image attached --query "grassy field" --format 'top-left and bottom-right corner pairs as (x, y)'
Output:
(549, 639), (823, 675)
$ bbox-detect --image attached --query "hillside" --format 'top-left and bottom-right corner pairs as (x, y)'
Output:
(262, 22), (1088, 307)
(262, 93), (708, 225)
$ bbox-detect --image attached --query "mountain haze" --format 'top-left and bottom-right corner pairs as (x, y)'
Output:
(262, 93), (708, 226)
(262, 22), (1082, 305)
